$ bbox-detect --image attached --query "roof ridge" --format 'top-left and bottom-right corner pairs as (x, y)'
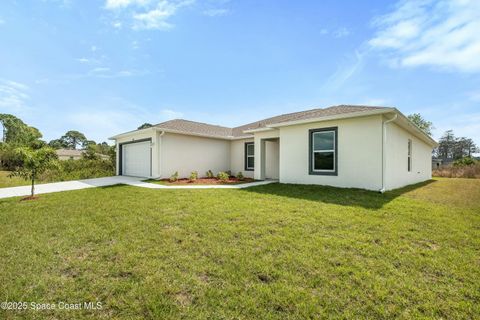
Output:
(155, 118), (234, 130)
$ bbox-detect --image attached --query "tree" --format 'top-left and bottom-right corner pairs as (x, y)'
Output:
(407, 113), (434, 136)
(9, 147), (58, 198)
(0, 114), (43, 147)
(138, 123), (153, 130)
(437, 130), (456, 160)
(60, 130), (87, 150)
(48, 139), (67, 149)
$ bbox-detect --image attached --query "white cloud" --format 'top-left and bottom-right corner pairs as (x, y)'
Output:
(91, 45), (98, 52)
(104, 0), (195, 31)
(202, 8), (229, 17)
(320, 28), (328, 35)
(323, 50), (365, 90)
(369, 0), (480, 73)
(105, 0), (152, 10)
(0, 18), (5, 25)
(0, 80), (30, 114)
(77, 58), (90, 63)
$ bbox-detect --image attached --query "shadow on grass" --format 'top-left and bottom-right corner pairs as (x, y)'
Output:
(243, 180), (437, 210)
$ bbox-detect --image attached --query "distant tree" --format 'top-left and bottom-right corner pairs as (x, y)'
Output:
(0, 114), (43, 147)
(9, 146), (58, 198)
(82, 139), (97, 149)
(407, 113), (434, 136)
(82, 144), (100, 160)
(436, 130), (478, 160)
(60, 130), (87, 150)
(437, 130), (456, 160)
(48, 139), (67, 149)
(138, 123), (153, 130)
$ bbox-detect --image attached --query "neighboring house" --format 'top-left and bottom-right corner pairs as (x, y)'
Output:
(109, 105), (438, 191)
(56, 149), (84, 160)
(55, 149), (109, 161)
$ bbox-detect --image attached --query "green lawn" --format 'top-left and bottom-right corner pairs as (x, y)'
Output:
(0, 170), (32, 188)
(0, 178), (479, 319)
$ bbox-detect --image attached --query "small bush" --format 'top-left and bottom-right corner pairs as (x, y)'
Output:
(217, 171), (229, 182)
(236, 172), (244, 180)
(226, 170), (232, 177)
(170, 171), (179, 182)
(453, 157), (476, 167)
(189, 171), (198, 182)
(206, 170), (214, 178)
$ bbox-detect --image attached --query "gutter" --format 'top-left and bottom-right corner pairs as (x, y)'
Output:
(380, 113), (398, 193)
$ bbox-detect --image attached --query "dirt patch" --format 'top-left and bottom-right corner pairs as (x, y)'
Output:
(21, 195), (39, 201)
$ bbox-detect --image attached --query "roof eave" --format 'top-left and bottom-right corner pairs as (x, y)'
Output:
(266, 108), (396, 128)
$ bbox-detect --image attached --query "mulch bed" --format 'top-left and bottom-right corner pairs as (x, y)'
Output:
(160, 177), (255, 185)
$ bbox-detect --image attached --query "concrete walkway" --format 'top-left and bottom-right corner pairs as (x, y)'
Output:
(0, 176), (143, 199)
(0, 177), (277, 199)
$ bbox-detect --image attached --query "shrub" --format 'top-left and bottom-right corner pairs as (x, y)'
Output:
(236, 171), (244, 180)
(38, 158), (115, 182)
(206, 170), (214, 178)
(189, 171), (198, 182)
(433, 162), (480, 179)
(453, 157), (476, 167)
(226, 170), (232, 177)
(217, 171), (229, 182)
(169, 171), (179, 182)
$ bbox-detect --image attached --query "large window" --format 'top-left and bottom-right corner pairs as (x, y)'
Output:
(408, 139), (412, 172)
(245, 142), (254, 171)
(309, 127), (338, 175)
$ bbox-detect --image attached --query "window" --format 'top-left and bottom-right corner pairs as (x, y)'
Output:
(309, 127), (337, 175)
(408, 139), (412, 172)
(245, 142), (254, 171)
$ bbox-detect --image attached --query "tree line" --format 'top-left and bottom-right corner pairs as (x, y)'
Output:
(407, 113), (478, 161)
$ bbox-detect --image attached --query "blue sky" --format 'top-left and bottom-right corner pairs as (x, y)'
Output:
(0, 0), (479, 146)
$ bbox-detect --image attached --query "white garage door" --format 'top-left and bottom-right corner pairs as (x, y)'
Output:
(122, 141), (151, 177)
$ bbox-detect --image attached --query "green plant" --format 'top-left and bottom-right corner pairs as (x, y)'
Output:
(236, 171), (244, 180)
(217, 171), (229, 182)
(170, 171), (179, 182)
(189, 171), (198, 182)
(206, 170), (214, 178)
(453, 157), (476, 167)
(9, 146), (58, 198)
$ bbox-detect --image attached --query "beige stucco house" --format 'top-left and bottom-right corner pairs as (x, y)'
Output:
(109, 105), (437, 191)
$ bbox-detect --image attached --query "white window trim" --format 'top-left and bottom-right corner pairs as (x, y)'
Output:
(312, 131), (336, 172)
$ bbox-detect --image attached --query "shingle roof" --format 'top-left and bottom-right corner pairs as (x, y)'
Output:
(56, 149), (84, 157)
(153, 105), (389, 139)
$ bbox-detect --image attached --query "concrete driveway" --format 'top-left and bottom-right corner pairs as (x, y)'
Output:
(0, 176), (143, 199)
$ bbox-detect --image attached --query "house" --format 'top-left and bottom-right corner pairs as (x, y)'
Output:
(109, 105), (438, 191)
(56, 149), (84, 160)
(55, 149), (110, 161)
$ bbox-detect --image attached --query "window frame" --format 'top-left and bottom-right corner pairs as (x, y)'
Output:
(244, 142), (254, 171)
(407, 139), (412, 172)
(309, 127), (338, 176)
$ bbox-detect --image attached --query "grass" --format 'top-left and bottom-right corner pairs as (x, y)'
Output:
(0, 170), (31, 188)
(0, 178), (479, 319)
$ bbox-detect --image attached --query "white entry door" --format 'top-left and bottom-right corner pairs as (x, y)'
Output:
(122, 141), (151, 177)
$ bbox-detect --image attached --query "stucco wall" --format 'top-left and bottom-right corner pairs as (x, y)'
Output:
(385, 122), (433, 190)
(278, 115), (384, 190)
(115, 129), (160, 177)
(161, 133), (230, 178)
(230, 138), (254, 178)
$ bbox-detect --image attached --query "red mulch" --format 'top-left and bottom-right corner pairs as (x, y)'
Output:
(21, 195), (39, 201)
(161, 177), (254, 185)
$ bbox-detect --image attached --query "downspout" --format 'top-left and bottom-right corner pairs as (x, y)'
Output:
(157, 130), (165, 179)
(380, 114), (398, 193)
